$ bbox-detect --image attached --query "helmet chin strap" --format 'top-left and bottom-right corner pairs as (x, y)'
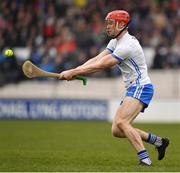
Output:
(111, 20), (131, 39)
(112, 26), (127, 39)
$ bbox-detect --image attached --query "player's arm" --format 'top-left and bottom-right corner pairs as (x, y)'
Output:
(74, 54), (119, 74)
(77, 49), (110, 67)
(59, 54), (119, 80)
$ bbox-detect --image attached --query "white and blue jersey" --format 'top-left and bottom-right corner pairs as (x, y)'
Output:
(106, 32), (154, 111)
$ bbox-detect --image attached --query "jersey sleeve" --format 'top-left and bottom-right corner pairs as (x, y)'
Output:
(106, 39), (115, 53)
(111, 45), (131, 62)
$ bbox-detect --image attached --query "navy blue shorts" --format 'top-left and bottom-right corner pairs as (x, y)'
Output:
(126, 83), (154, 112)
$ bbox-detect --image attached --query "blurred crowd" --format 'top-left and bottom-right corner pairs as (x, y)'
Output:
(0, 0), (180, 86)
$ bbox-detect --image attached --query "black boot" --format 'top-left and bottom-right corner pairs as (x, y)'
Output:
(156, 138), (170, 160)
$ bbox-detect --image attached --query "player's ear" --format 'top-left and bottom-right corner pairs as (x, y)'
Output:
(116, 21), (126, 31)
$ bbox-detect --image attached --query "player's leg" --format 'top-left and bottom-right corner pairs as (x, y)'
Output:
(135, 128), (164, 147)
(113, 96), (152, 165)
(112, 123), (125, 138)
(135, 128), (170, 160)
(112, 122), (169, 161)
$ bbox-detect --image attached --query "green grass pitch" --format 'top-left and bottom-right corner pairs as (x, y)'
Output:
(0, 120), (179, 172)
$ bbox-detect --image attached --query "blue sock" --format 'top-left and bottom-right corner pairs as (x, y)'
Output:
(147, 133), (162, 147)
(147, 133), (157, 144)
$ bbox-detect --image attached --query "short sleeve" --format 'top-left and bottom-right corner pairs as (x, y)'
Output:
(111, 46), (130, 62)
(106, 39), (116, 53)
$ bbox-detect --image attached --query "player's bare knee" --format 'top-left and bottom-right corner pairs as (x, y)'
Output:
(116, 119), (128, 131)
(111, 125), (125, 138)
(111, 128), (119, 137)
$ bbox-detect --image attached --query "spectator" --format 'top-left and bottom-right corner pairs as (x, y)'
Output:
(0, 0), (179, 86)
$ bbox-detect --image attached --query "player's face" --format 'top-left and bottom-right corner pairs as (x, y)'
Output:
(105, 19), (118, 37)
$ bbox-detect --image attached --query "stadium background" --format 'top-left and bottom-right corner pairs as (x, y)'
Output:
(0, 0), (180, 172)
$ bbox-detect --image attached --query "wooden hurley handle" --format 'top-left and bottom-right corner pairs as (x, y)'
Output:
(22, 60), (87, 85)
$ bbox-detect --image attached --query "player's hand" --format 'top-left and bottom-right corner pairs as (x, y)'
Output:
(59, 70), (75, 81)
